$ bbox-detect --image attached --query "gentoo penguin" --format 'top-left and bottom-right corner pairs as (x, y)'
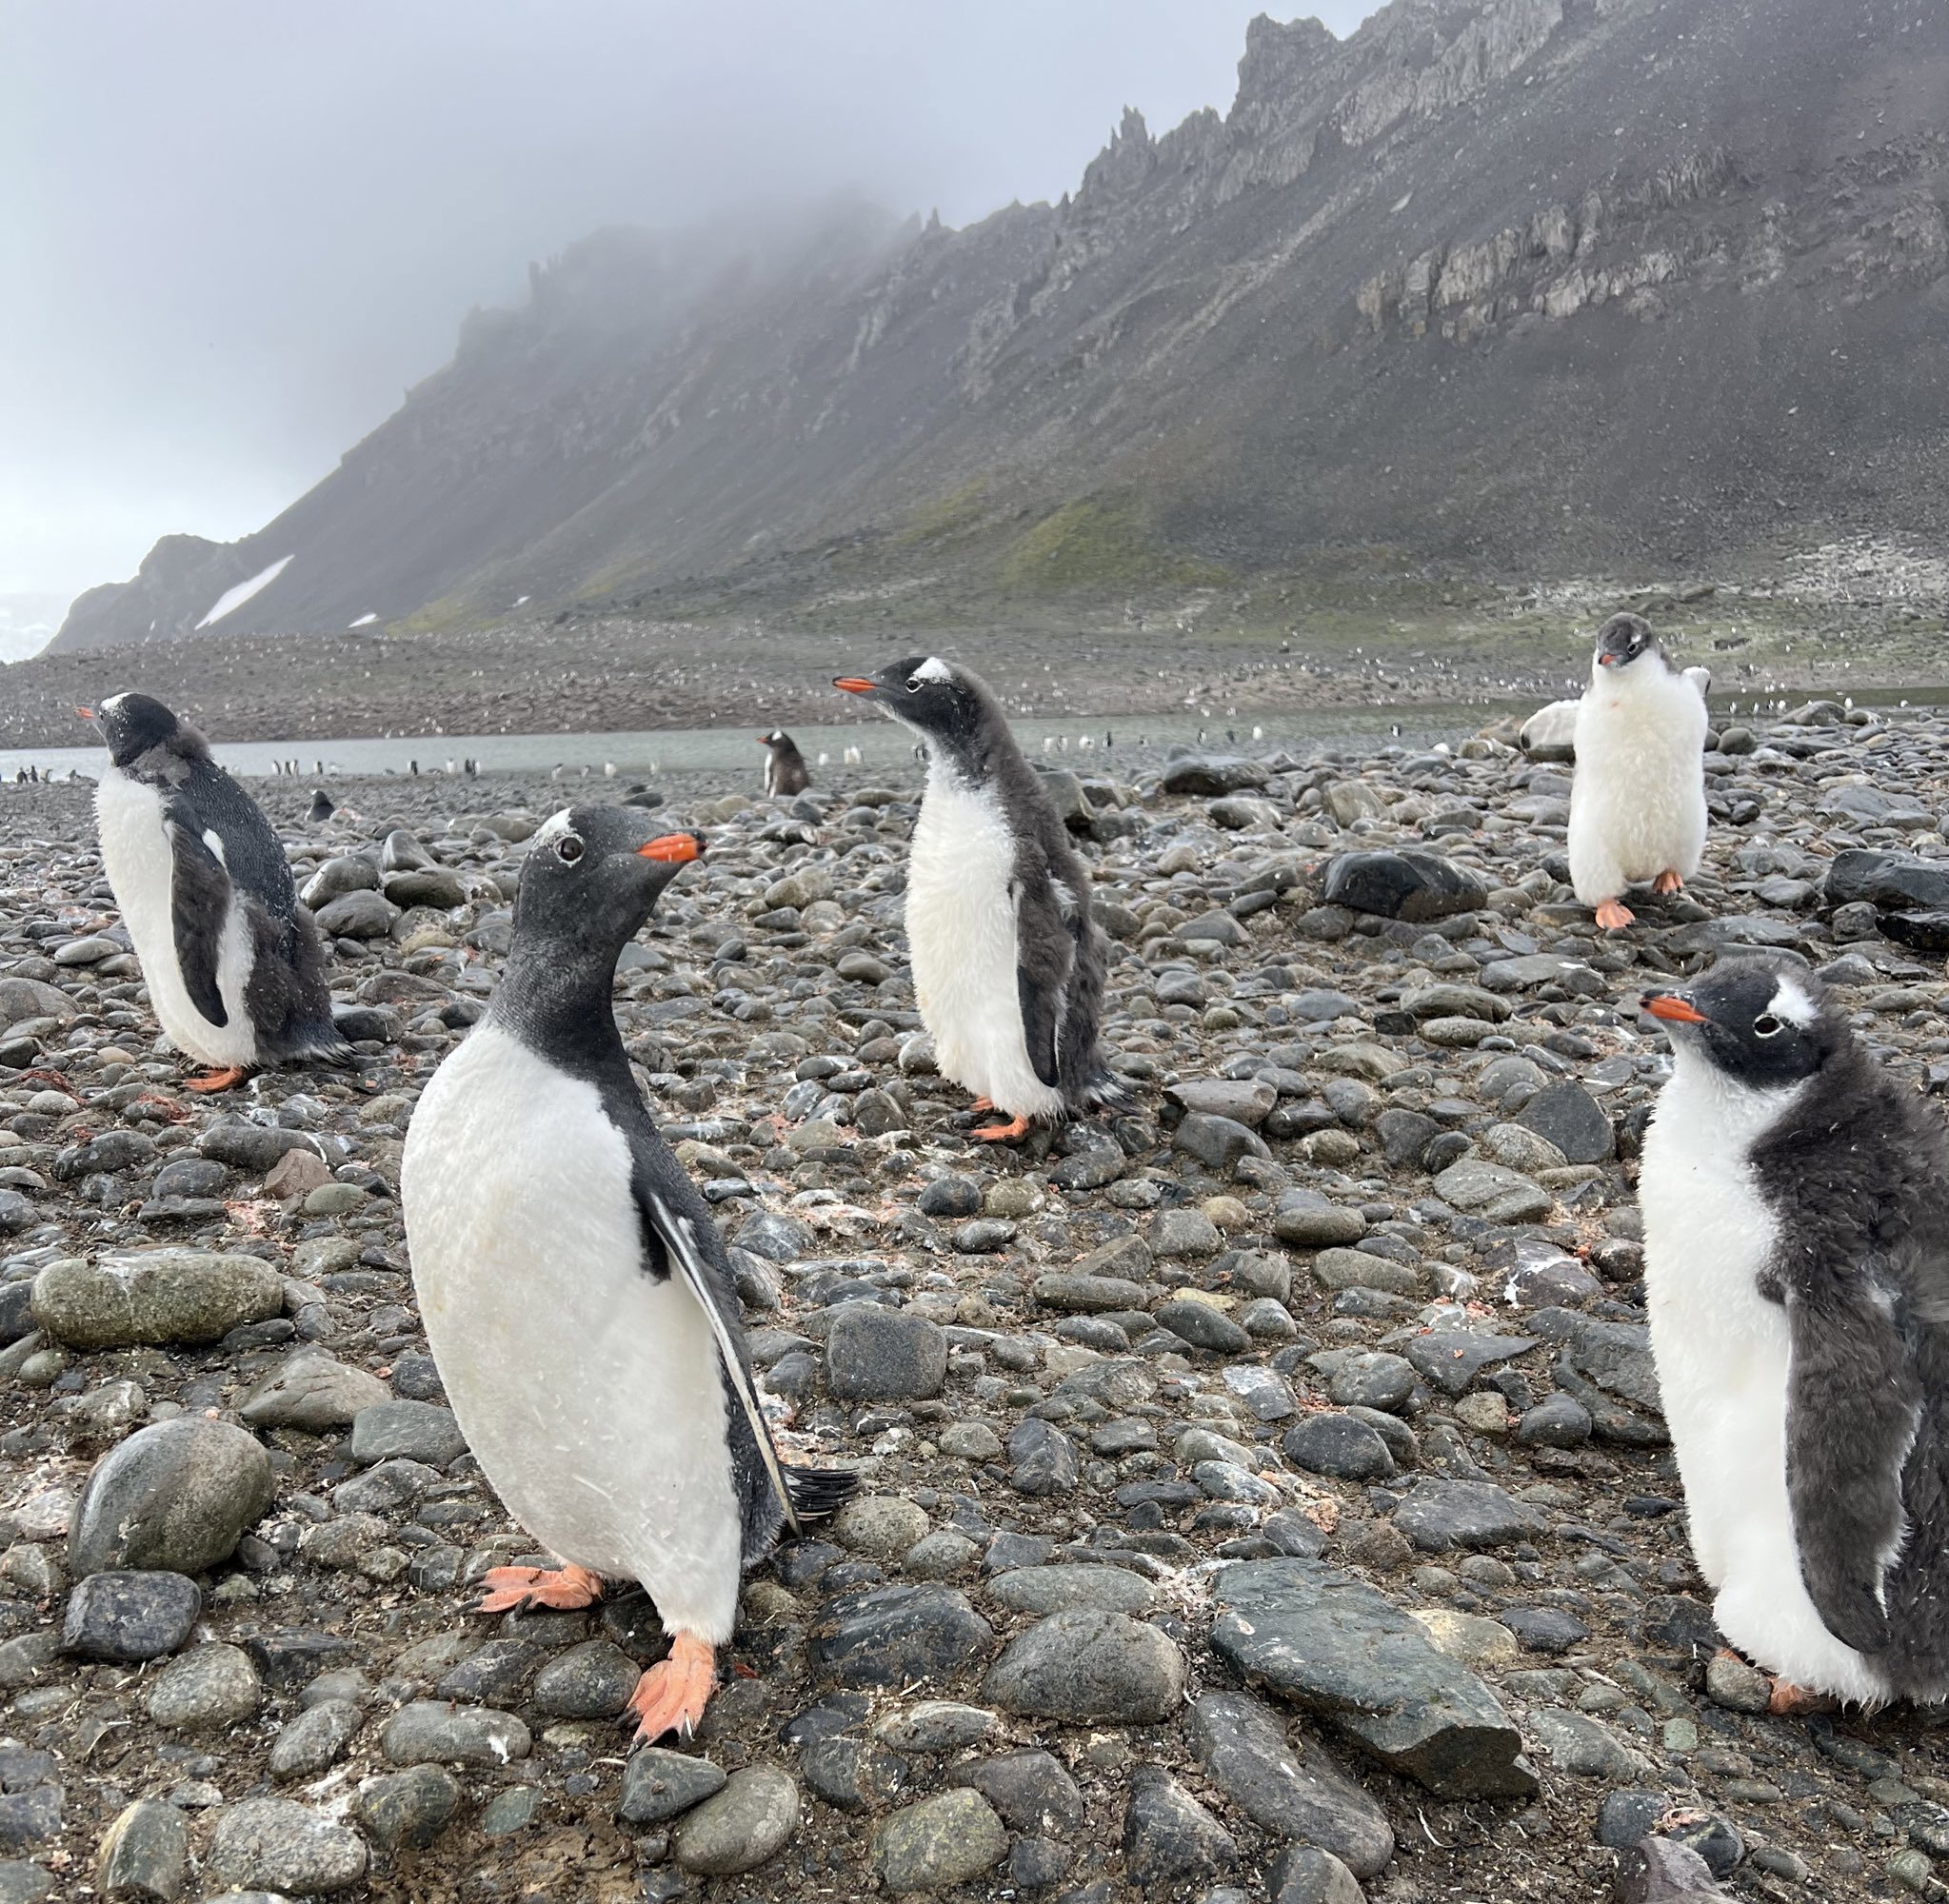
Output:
(758, 728), (811, 798)
(399, 808), (852, 1739)
(308, 787), (335, 825)
(834, 657), (1121, 1141)
(1640, 955), (1949, 1708)
(1566, 613), (1707, 930)
(83, 693), (348, 1092)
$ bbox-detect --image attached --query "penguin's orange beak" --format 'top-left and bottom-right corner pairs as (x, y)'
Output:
(756, 734), (769, 744)
(1595, 653), (1617, 667)
(1642, 992), (1708, 1024)
(639, 833), (703, 863)
(75, 705), (95, 721)
(833, 677), (875, 695)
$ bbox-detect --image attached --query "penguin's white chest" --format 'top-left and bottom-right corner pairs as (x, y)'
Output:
(906, 770), (1064, 1120)
(1641, 1059), (1884, 1699)
(400, 1022), (740, 1637)
(1567, 668), (1707, 901)
(94, 767), (258, 1067)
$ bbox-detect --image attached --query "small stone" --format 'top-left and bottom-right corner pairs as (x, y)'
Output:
(873, 1789), (1009, 1894)
(951, 1750), (1083, 1835)
(1006, 1418), (1079, 1496)
(1517, 1393), (1592, 1448)
(206, 1797), (368, 1895)
(811, 1585), (994, 1689)
(95, 1798), (187, 1903)
(1284, 1414), (1395, 1481)
(379, 1700), (531, 1766)
(984, 1610), (1185, 1723)
(0, 1865), (51, 1904)
(531, 1640), (640, 1717)
(1152, 1208), (1223, 1258)
(239, 1351), (389, 1432)
(1269, 1846), (1369, 1904)
(1155, 1299), (1251, 1355)
(825, 1303), (947, 1400)
(145, 1643), (262, 1731)
(1392, 1479), (1541, 1552)
(936, 1422), (1002, 1461)
(873, 1700), (998, 1753)
(1615, 1837), (1728, 1903)
(479, 1787), (543, 1838)
(354, 1765), (461, 1852)
(1122, 1766), (1238, 1889)
(62, 1570), (200, 1661)
(618, 1749), (727, 1826)
(1704, 1651), (1774, 1714)
(1327, 1352), (1417, 1411)
(672, 1764), (800, 1875)
(263, 1149), (334, 1200)
(1323, 849), (1486, 922)
(988, 1565), (1158, 1617)
(833, 1494), (930, 1557)
(348, 1399), (467, 1465)
(1514, 1081), (1615, 1163)
(1273, 1189), (1367, 1247)
(269, 1701), (364, 1781)
(33, 1251), (283, 1348)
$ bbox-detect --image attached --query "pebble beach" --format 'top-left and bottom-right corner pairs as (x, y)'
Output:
(1, 697), (1947, 1904)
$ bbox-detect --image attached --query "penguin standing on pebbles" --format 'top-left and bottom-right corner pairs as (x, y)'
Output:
(1567, 613), (1707, 930)
(84, 693), (348, 1092)
(835, 656), (1121, 1141)
(401, 808), (852, 1740)
(1640, 955), (1949, 1709)
(758, 728), (811, 797)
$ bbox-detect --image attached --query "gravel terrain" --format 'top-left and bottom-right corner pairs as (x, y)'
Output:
(1, 701), (1946, 1904)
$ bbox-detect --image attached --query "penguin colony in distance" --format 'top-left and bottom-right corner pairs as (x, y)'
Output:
(85, 693), (348, 1092)
(758, 727), (811, 797)
(834, 656), (1120, 1141)
(400, 808), (854, 1740)
(1567, 611), (1708, 930)
(1640, 955), (1949, 1708)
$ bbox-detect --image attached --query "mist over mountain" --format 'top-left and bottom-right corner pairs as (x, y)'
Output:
(53, 0), (1949, 656)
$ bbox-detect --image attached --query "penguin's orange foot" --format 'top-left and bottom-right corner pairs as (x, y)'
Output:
(1653, 869), (1685, 894)
(186, 1065), (249, 1094)
(476, 1563), (604, 1614)
(969, 1114), (1032, 1143)
(1766, 1677), (1838, 1716)
(966, 1097), (995, 1115)
(1594, 899), (1635, 931)
(626, 1632), (716, 1742)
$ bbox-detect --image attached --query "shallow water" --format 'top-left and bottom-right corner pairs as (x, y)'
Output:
(4, 685), (1942, 783)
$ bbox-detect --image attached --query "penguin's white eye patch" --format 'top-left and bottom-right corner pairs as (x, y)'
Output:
(555, 834), (584, 864)
(911, 656), (953, 686)
(1765, 976), (1819, 1027)
(1752, 1013), (1783, 1038)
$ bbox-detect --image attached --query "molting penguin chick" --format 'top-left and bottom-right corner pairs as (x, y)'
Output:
(400, 808), (853, 1741)
(1566, 613), (1707, 930)
(835, 655), (1121, 1141)
(758, 728), (811, 797)
(84, 692), (348, 1092)
(1639, 955), (1949, 1709)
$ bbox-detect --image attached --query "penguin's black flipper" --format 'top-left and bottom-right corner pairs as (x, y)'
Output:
(164, 809), (232, 1026)
(642, 1183), (808, 1537)
(1783, 1257), (1926, 1656)
(784, 1463), (858, 1520)
(1013, 876), (1078, 1091)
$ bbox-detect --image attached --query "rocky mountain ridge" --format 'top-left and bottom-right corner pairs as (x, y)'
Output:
(53, 0), (1949, 653)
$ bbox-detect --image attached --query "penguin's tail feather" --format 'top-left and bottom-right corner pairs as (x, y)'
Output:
(784, 1463), (859, 1521)
(1080, 1066), (1132, 1115)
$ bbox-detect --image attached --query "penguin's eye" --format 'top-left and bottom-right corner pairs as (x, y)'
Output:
(555, 834), (584, 864)
(1752, 1014), (1782, 1038)
(905, 677), (924, 693)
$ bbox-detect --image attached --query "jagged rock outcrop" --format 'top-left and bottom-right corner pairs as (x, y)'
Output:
(55, 0), (1949, 651)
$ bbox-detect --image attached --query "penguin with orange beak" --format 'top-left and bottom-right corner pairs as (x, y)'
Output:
(757, 728), (811, 797)
(1638, 954), (1949, 1709)
(401, 808), (852, 1741)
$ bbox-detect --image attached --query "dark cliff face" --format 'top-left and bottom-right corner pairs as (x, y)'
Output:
(53, 0), (1949, 652)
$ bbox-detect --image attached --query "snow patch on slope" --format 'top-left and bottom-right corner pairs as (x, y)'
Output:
(196, 554), (293, 628)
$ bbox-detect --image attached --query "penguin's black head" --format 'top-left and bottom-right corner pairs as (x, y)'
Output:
(82, 692), (181, 766)
(512, 806), (704, 956)
(1593, 613), (1658, 672)
(834, 656), (984, 752)
(759, 729), (788, 748)
(1641, 955), (1843, 1089)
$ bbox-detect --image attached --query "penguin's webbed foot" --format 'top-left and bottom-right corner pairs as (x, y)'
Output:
(476, 1563), (604, 1614)
(186, 1065), (250, 1094)
(626, 1631), (716, 1742)
(1652, 869), (1684, 894)
(969, 1114), (1032, 1143)
(1594, 899), (1635, 931)
(1766, 1677), (1838, 1716)
(966, 1097), (995, 1116)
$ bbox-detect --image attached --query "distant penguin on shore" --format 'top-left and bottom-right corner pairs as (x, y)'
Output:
(1641, 956), (1949, 1709)
(84, 694), (348, 1092)
(1567, 613), (1707, 930)
(402, 810), (853, 1738)
(758, 729), (811, 797)
(835, 657), (1122, 1141)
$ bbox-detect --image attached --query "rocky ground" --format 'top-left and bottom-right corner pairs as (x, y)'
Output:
(1, 701), (1947, 1904)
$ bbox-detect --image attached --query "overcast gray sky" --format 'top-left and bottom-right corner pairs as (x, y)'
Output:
(4, 2), (1376, 611)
